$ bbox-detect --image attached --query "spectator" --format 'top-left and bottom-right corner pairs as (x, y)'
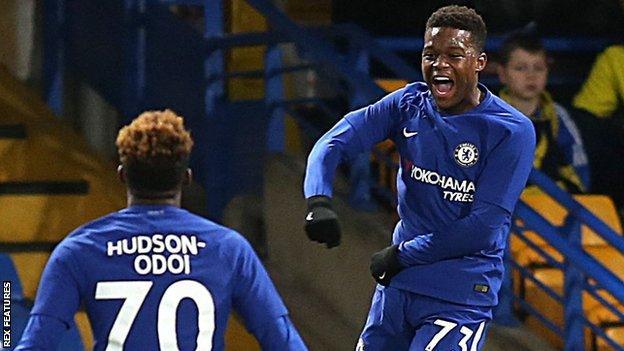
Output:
(497, 32), (590, 193)
(572, 44), (624, 207)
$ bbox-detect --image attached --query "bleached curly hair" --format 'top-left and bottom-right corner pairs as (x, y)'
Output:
(116, 109), (193, 193)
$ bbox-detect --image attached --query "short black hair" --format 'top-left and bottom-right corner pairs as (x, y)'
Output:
(116, 109), (193, 195)
(426, 5), (487, 52)
(498, 32), (546, 65)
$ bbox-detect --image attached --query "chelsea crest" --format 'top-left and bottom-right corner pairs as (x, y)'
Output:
(454, 142), (479, 167)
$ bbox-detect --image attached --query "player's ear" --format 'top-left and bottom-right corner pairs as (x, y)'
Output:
(183, 168), (192, 186)
(117, 165), (127, 184)
(476, 52), (487, 72)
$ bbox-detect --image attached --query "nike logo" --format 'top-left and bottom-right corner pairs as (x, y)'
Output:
(306, 212), (314, 221)
(403, 127), (418, 138)
(378, 272), (386, 280)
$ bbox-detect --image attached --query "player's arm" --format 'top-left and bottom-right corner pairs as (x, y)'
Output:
(371, 120), (536, 285)
(303, 88), (404, 247)
(252, 315), (307, 351)
(15, 315), (69, 351)
(304, 88), (404, 198)
(231, 236), (308, 351)
(15, 246), (82, 350)
(395, 199), (510, 265)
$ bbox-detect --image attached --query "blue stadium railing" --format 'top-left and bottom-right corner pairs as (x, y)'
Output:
(42, 0), (416, 218)
(42, 1), (622, 349)
(514, 170), (624, 350)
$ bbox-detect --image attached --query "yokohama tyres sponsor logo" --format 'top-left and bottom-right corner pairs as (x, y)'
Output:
(407, 163), (476, 202)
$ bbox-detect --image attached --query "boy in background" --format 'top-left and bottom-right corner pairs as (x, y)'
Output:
(497, 32), (590, 193)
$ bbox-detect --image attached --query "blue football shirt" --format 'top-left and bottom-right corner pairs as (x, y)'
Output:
(304, 82), (535, 306)
(20, 205), (302, 350)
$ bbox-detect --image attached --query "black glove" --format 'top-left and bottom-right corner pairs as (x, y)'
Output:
(370, 244), (403, 286)
(304, 195), (341, 248)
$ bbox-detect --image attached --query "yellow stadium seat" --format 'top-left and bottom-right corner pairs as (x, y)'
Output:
(585, 246), (624, 282)
(583, 248), (624, 351)
(225, 315), (260, 350)
(10, 252), (50, 300)
(593, 325), (624, 351)
(521, 245), (624, 350)
(515, 245), (624, 287)
(0, 132), (24, 159)
(516, 193), (622, 247)
(523, 268), (564, 349)
(516, 245), (623, 296)
(375, 79), (408, 93)
(512, 193), (622, 266)
(0, 194), (106, 243)
(75, 311), (93, 350)
(0, 66), (125, 244)
(586, 299), (624, 351)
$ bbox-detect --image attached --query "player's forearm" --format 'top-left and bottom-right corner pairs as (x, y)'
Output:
(15, 314), (69, 351)
(254, 315), (308, 351)
(304, 118), (362, 197)
(397, 200), (510, 265)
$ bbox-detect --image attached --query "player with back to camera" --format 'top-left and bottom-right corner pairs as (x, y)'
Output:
(303, 6), (535, 350)
(16, 110), (307, 350)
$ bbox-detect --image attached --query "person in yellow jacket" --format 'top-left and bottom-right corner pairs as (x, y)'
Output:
(574, 45), (624, 119)
(573, 45), (624, 207)
(497, 32), (590, 194)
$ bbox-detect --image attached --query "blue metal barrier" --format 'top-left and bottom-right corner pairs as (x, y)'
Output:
(42, 0), (65, 116)
(243, 0), (385, 101)
(47, 0), (432, 217)
(529, 170), (624, 253)
(509, 169), (624, 350)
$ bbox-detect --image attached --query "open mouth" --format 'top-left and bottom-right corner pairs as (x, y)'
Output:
(431, 76), (454, 97)
(525, 84), (538, 91)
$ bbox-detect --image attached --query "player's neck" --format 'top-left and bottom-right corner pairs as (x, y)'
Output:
(126, 190), (182, 208)
(440, 85), (482, 115)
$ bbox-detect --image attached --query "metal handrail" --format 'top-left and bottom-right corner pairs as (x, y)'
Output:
(527, 169), (624, 252)
(515, 201), (624, 302)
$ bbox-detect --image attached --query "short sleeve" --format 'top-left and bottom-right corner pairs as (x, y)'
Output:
(474, 121), (536, 212)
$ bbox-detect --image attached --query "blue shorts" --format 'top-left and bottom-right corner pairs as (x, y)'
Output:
(356, 285), (492, 351)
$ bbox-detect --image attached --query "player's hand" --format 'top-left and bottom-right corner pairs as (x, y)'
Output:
(304, 195), (341, 248)
(370, 244), (402, 286)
